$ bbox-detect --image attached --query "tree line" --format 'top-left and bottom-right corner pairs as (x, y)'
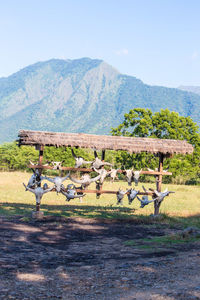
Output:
(0, 108), (200, 185)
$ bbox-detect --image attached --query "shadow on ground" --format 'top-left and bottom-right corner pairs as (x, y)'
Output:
(1, 206), (200, 299)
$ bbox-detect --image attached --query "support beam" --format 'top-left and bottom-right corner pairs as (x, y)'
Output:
(28, 165), (172, 176)
(154, 153), (164, 215)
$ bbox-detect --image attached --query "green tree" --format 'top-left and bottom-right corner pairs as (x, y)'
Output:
(111, 108), (200, 215)
(111, 108), (200, 183)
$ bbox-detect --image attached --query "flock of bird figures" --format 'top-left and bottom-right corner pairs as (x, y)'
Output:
(23, 149), (174, 208)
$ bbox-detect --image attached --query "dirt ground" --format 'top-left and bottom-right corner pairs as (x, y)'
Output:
(0, 216), (200, 300)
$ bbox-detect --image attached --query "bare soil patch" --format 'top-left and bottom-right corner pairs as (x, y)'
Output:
(0, 216), (200, 299)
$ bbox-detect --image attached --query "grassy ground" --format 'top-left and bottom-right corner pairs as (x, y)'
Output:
(0, 172), (200, 227)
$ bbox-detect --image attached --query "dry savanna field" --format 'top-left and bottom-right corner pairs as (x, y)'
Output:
(1, 172), (200, 299)
(0, 171), (200, 225)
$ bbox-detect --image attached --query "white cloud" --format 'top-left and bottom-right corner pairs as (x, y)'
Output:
(115, 48), (129, 56)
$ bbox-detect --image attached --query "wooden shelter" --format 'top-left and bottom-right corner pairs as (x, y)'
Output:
(18, 130), (193, 155)
(18, 130), (194, 215)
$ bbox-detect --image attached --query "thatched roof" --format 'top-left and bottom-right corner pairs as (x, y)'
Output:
(18, 130), (194, 155)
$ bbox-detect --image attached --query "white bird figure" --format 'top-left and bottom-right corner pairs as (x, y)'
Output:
(125, 169), (133, 186)
(133, 169), (142, 186)
(69, 174), (101, 189)
(61, 184), (86, 201)
(71, 148), (92, 168)
(116, 188), (128, 205)
(152, 188), (175, 203)
(23, 183), (54, 204)
(44, 173), (70, 193)
(127, 188), (140, 205)
(137, 195), (156, 208)
(109, 169), (119, 183)
(93, 167), (111, 184)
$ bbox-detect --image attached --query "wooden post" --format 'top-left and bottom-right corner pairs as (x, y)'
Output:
(36, 202), (40, 212)
(34, 145), (44, 214)
(38, 145), (44, 166)
(154, 153), (164, 215)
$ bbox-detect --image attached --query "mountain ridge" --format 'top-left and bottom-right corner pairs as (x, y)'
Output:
(0, 58), (200, 143)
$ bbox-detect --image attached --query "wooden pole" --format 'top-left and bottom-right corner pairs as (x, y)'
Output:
(38, 146), (44, 166)
(154, 153), (164, 215)
(27, 165), (172, 176)
(36, 203), (40, 212)
(96, 149), (106, 198)
(34, 145), (44, 212)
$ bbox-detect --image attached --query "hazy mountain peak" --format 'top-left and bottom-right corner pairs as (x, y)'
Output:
(0, 58), (200, 143)
(178, 85), (200, 95)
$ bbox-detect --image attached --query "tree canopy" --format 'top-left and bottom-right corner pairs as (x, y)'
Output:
(111, 108), (200, 184)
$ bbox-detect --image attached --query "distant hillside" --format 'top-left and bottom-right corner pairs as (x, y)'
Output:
(178, 85), (200, 95)
(0, 58), (200, 143)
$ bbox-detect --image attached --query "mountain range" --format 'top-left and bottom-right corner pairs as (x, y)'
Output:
(178, 85), (200, 95)
(0, 57), (200, 143)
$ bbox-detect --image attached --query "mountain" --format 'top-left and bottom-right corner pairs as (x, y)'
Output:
(0, 58), (200, 143)
(178, 85), (200, 95)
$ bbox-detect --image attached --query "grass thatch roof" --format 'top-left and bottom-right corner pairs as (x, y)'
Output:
(18, 130), (194, 155)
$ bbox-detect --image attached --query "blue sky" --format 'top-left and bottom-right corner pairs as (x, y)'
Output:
(1, 0), (200, 87)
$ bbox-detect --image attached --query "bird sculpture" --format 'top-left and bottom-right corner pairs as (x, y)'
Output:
(61, 184), (86, 201)
(44, 173), (70, 193)
(127, 188), (140, 205)
(71, 148), (92, 168)
(23, 183), (54, 204)
(136, 195), (156, 208)
(116, 188), (128, 205)
(69, 174), (101, 189)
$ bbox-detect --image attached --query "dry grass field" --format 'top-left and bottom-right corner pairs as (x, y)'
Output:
(1, 172), (200, 299)
(0, 171), (200, 226)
